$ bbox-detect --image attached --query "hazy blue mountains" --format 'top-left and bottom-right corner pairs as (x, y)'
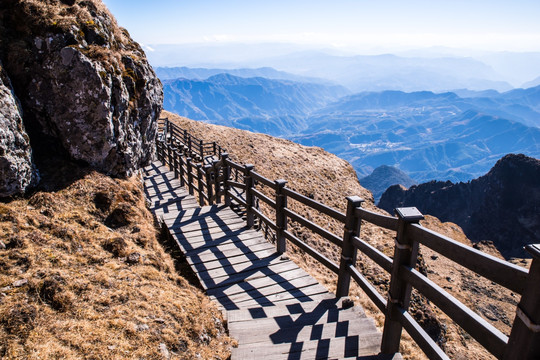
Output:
(252, 52), (514, 92)
(155, 66), (330, 84)
(359, 165), (416, 203)
(160, 69), (540, 185)
(291, 89), (540, 183)
(162, 74), (349, 135)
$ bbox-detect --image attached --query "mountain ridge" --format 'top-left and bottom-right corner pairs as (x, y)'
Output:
(162, 74), (349, 135)
(155, 66), (334, 85)
(378, 153), (540, 258)
(359, 165), (416, 203)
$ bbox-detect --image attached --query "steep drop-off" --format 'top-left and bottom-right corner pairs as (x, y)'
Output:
(0, 0), (163, 196)
(379, 153), (540, 258)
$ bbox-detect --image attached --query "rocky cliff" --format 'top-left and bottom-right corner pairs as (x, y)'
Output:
(0, 0), (163, 197)
(379, 153), (540, 258)
(0, 61), (37, 197)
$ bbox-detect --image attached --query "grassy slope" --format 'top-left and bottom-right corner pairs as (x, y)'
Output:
(164, 110), (530, 360)
(0, 171), (234, 359)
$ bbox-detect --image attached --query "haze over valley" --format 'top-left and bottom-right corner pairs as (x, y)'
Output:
(157, 60), (540, 189)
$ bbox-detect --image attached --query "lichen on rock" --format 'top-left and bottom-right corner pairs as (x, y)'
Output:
(0, 0), (163, 186)
(0, 61), (37, 197)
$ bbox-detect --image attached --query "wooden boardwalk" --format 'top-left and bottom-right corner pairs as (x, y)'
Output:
(143, 161), (399, 360)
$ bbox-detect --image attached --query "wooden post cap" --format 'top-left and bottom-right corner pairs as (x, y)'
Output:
(526, 244), (540, 259)
(395, 207), (424, 222)
(346, 196), (364, 205)
(275, 179), (287, 187)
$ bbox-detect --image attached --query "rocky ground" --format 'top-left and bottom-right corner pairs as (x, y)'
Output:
(164, 110), (530, 360)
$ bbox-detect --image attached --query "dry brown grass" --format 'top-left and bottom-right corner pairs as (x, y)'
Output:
(18, 0), (127, 43)
(163, 110), (529, 360)
(13, 0), (144, 73)
(0, 171), (234, 359)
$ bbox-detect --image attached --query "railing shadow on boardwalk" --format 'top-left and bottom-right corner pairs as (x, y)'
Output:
(151, 118), (540, 360)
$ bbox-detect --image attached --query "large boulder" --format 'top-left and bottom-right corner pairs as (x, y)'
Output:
(0, 62), (36, 196)
(0, 0), (163, 178)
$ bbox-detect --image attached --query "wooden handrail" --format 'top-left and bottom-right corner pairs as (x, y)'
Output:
(284, 229), (340, 274)
(409, 224), (528, 294)
(402, 265), (509, 357)
(156, 119), (539, 360)
(356, 207), (399, 231)
(283, 187), (347, 223)
(284, 208), (343, 247)
(251, 170), (277, 190)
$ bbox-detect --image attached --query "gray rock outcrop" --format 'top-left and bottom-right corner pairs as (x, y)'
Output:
(0, 62), (36, 196)
(0, 0), (163, 190)
(379, 154), (540, 258)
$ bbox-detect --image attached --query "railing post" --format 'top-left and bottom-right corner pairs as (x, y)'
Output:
(178, 155), (185, 186)
(156, 140), (163, 162)
(164, 118), (169, 142)
(172, 147), (180, 179)
(381, 207), (424, 354)
(213, 142), (217, 156)
(504, 244), (540, 360)
(337, 196), (364, 298)
(275, 179), (288, 254)
(221, 153), (231, 206)
(196, 164), (205, 205)
(212, 159), (221, 204)
(186, 157), (194, 195)
(199, 140), (204, 161)
(204, 164), (213, 205)
(166, 141), (173, 167)
(244, 164), (255, 228)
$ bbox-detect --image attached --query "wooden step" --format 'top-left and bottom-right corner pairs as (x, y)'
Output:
(142, 160), (397, 360)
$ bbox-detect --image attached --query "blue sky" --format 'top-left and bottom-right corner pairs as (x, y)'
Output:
(102, 0), (540, 52)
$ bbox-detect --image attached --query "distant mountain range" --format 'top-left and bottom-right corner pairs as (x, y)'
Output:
(292, 88), (540, 182)
(161, 73), (348, 135)
(160, 68), (540, 185)
(155, 66), (331, 84)
(260, 52), (514, 92)
(378, 154), (540, 259)
(147, 44), (540, 91)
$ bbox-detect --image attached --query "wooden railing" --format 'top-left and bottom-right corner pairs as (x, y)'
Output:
(155, 118), (540, 360)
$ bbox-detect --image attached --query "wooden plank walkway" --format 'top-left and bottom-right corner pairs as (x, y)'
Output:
(143, 161), (401, 360)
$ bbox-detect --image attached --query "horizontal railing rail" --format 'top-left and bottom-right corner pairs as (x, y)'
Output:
(155, 117), (539, 360)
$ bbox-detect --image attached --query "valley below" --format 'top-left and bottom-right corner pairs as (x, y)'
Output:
(159, 67), (540, 187)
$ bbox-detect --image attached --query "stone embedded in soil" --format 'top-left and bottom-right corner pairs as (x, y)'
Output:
(127, 252), (141, 264)
(159, 343), (170, 359)
(12, 279), (28, 287)
(136, 323), (150, 332)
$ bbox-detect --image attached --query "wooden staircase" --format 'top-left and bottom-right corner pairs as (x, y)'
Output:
(143, 161), (401, 359)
